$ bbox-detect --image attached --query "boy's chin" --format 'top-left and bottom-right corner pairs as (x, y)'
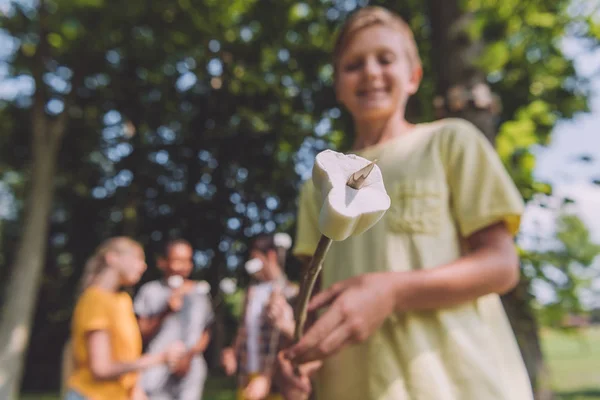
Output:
(356, 107), (396, 121)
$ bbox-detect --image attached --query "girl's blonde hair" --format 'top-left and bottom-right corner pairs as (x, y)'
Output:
(75, 236), (142, 297)
(332, 6), (422, 75)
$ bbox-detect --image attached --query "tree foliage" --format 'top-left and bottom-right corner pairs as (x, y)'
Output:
(0, 0), (598, 393)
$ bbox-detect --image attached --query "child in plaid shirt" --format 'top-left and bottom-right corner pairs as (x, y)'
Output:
(221, 233), (298, 400)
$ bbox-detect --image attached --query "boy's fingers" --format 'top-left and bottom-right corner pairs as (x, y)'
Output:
(285, 306), (343, 362)
(307, 283), (344, 311)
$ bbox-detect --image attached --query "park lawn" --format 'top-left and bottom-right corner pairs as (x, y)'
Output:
(20, 376), (237, 400)
(542, 326), (600, 399)
(21, 328), (600, 400)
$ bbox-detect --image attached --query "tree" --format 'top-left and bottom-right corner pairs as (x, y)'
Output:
(1, 0), (338, 393)
(523, 211), (600, 327)
(424, 1), (598, 398)
(0, 0), (598, 396)
(0, 1), (79, 397)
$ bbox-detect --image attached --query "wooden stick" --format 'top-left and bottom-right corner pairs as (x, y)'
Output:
(293, 235), (332, 343)
(291, 160), (377, 373)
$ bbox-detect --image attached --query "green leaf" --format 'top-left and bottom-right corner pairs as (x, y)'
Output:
(525, 12), (556, 28)
(477, 41), (510, 71)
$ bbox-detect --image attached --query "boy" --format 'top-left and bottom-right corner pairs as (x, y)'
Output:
(221, 233), (297, 400)
(135, 239), (213, 400)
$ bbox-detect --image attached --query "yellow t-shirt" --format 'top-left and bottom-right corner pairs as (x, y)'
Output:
(68, 287), (142, 400)
(293, 119), (533, 400)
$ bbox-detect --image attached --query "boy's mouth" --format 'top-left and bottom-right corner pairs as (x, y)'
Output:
(356, 87), (389, 98)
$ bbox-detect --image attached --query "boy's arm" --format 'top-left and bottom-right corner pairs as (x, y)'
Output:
(190, 326), (211, 355)
(137, 309), (171, 342)
(172, 326), (212, 377)
(134, 285), (173, 343)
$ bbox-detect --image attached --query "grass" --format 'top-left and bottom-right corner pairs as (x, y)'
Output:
(542, 326), (600, 399)
(21, 376), (237, 400)
(21, 327), (600, 400)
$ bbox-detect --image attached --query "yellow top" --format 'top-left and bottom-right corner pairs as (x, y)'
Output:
(294, 118), (533, 400)
(68, 287), (142, 400)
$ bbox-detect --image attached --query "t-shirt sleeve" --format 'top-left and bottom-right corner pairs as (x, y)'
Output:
(441, 119), (525, 237)
(204, 296), (215, 327)
(132, 283), (152, 317)
(76, 290), (111, 333)
(292, 179), (322, 257)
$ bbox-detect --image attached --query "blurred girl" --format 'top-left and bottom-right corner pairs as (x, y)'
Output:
(64, 237), (184, 400)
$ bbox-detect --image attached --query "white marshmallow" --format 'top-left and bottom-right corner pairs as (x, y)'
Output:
(274, 232), (292, 249)
(219, 278), (238, 294)
(312, 149), (391, 241)
(245, 258), (264, 275)
(167, 275), (184, 289)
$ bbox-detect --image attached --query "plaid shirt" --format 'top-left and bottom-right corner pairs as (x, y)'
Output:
(233, 276), (297, 390)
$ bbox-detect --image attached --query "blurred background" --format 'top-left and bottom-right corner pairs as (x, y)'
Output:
(0, 0), (599, 399)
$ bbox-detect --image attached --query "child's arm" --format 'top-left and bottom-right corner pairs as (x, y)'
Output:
(267, 288), (296, 340)
(172, 327), (212, 377)
(137, 309), (171, 342)
(87, 329), (184, 380)
(193, 328), (211, 354)
(131, 382), (148, 400)
(135, 284), (183, 342)
(285, 221), (518, 365)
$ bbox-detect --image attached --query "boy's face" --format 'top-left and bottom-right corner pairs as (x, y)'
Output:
(249, 248), (280, 282)
(335, 25), (422, 122)
(159, 243), (194, 278)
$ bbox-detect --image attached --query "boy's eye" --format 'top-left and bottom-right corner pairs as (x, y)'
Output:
(378, 52), (395, 65)
(343, 59), (363, 72)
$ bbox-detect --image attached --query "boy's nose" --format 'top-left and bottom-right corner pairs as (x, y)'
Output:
(364, 58), (382, 79)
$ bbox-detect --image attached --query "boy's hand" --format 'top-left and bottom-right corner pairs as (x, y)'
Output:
(285, 272), (397, 365)
(167, 294), (183, 312)
(221, 347), (237, 376)
(171, 352), (193, 377)
(267, 291), (295, 338)
(167, 280), (196, 312)
(275, 351), (321, 400)
(243, 375), (271, 400)
(131, 385), (148, 400)
(164, 341), (186, 370)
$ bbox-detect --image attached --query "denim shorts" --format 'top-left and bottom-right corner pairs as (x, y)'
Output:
(64, 390), (88, 400)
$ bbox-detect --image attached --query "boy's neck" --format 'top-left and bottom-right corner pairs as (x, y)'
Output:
(164, 274), (189, 280)
(352, 111), (413, 150)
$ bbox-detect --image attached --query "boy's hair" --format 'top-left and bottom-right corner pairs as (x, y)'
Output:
(250, 234), (277, 253)
(249, 233), (292, 269)
(162, 238), (193, 258)
(332, 6), (422, 75)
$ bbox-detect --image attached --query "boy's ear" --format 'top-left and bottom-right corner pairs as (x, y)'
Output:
(407, 65), (423, 95)
(157, 256), (167, 270)
(268, 249), (279, 264)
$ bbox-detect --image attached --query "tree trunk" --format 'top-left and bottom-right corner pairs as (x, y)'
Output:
(0, 113), (64, 399)
(428, 1), (553, 399)
(0, 3), (68, 391)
